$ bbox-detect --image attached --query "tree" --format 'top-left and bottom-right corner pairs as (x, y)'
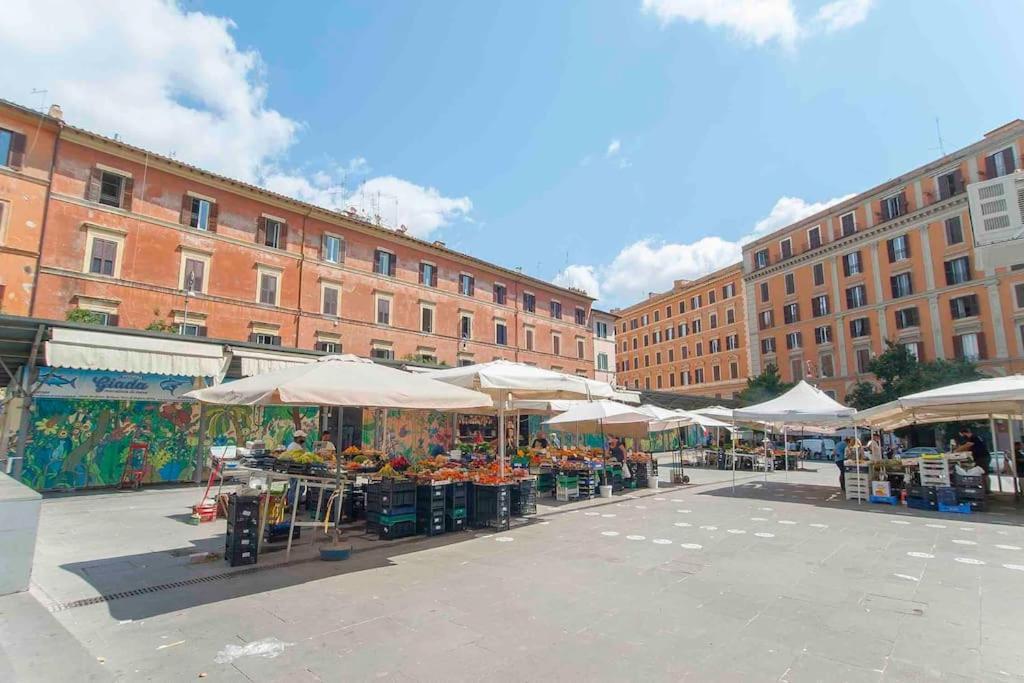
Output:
(739, 364), (793, 405)
(844, 340), (984, 409)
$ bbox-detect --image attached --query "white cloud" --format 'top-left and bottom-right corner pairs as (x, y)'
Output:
(814, 0), (874, 33)
(556, 193), (852, 308)
(641, 0), (873, 47)
(606, 139), (622, 157)
(0, 0), (470, 238)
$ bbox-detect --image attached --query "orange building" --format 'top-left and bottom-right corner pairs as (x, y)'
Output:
(0, 100), (595, 374)
(613, 264), (748, 399)
(741, 120), (1024, 399)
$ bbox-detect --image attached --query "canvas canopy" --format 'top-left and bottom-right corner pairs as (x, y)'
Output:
(856, 375), (1024, 430)
(423, 360), (603, 400)
(185, 354), (491, 409)
(231, 347), (315, 377)
(733, 380), (856, 427)
(543, 400), (652, 439)
(45, 328), (225, 378)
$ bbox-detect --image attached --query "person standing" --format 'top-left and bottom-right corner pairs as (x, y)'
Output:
(955, 426), (991, 474)
(834, 437), (848, 491)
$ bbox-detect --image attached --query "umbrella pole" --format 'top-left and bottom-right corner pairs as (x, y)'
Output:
(783, 426), (788, 482)
(990, 415), (1002, 494)
(499, 390), (506, 479)
(600, 419), (608, 486)
(334, 407), (342, 543)
(731, 420), (736, 492)
(1009, 414), (1021, 497)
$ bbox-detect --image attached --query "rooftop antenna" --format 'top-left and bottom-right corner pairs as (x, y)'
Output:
(934, 117), (946, 157)
(30, 88), (47, 112)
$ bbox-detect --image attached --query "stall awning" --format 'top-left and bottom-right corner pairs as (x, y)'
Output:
(230, 347), (316, 377)
(46, 328), (226, 377)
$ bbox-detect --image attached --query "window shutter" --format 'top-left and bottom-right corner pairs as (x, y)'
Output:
(322, 234), (330, 261)
(953, 168), (964, 193)
(431, 268), (437, 287)
(842, 257), (850, 278)
(207, 202), (218, 232)
(886, 240), (895, 263)
(121, 176), (134, 211)
(418, 262), (425, 284)
(197, 326), (208, 337)
(986, 155), (997, 178)
(107, 314), (120, 327)
(256, 217), (267, 245)
(977, 333), (987, 360)
(248, 333), (258, 343)
(897, 192), (907, 215)
(943, 261), (954, 286)
(952, 335), (964, 360)
(9, 132), (27, 169)
(271, 335), (282, 346)
(388, 255), (396, 277)
(87, 167), (103, 202)
(1003, 149), (1016, 174)
(278, 222), (288, 249)
(180, 194), (193, 226)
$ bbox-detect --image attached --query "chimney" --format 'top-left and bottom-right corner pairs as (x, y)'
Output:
(432, 240), (445, 248)
(47, 104), (63, 120)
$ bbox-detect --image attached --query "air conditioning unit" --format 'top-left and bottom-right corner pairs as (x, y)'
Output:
(967, 171), (1024, 272)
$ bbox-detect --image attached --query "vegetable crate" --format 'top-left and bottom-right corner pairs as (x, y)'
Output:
(446, 506), (467, 532)
(417, 483), (448, 536)
(919, 457), (951, 487)
(511, 479), (537, 516)
(366, 478), (417, 516)
(468, 484), (510, 530)
(536, 471), (556, 496)
(556, 474), (580, 502)
(845, 472), (870, 501)
(366, 512), (417, 539)
(632, 462), (651, 488)
(225, 493), (260, 566)
(576, 471), (597, 500)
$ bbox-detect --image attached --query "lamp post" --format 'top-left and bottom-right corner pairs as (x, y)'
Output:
(181, 270), (195, 335)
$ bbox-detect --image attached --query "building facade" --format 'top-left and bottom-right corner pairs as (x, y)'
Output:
(590, 308), (617, 384)
(0, 100), (595, 375)
(740, 120), (1024, 398)
(613, 264), (749, 399)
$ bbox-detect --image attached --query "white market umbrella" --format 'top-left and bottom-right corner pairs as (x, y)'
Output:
(544, 400), (653, 485)
(424, 360), (594, 475)
(187, 354), (492, 409)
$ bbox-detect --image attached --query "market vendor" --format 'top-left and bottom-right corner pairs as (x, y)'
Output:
(608, 437), (627, 464)
(285, 430), (309, 453)
(955, 426), (991, 473)
(531, 432), (550, 450)
(317, 429), (336, 456)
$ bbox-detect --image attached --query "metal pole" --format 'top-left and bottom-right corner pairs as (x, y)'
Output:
(731, 420), (736, 492)
(498, 390), (506, 479)
(1007, 415), (1020, 497)
(285, 476), (300, 561)
(783, 426), (788, 482)
(990, 415), (1002, 494)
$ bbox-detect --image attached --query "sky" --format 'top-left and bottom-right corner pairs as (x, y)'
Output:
(3, 0), (1024, 308)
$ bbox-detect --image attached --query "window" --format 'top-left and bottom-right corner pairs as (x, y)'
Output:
(819, 353), (834, 378)
(902, 341), (922, 361)
(644, 355), (650, 368)
(709, 313), (718, 329)
(641, 314), (649, 326)
(759, 309), (774, 330)
(419, 262), (438, 287)
(552, 334), (561, 355)
(985, 148), (1016, 179)
(722, 283), (735, 299)
(761, 337), (776, 354)
(846, 285), (868, 309)
(665, 326), (675, 341)
(374, 249), (396, 276)
(89, 238), (117, 276)
(944, 257), (971, 286)
(812, 263), (824, 287)
(726, 334), (739, 350)
(808, 226), (821, 250)
(260, 217), (285, 250)
(669, 373), (675, 388)
(881, 193), (906, 222)
(945, 216), (964, 245)
(595, 321), (609, 338)
(785, 331), (802, 350)
(574, 307), (586, 326)
(597, 353), (609, 371)
(681, 344), (689, 359)
(376, 296), (392, 325)
(666, 305), (672, 318)
(184, 196), (215, 231)
(815, 325), (832, 344)
(783, 302), (800, 325)
(691, 295), (701, 309)
(496, 322), (508, 346)
(678, 301), (686, 314)
(668, 348), (675, 361)
(708, 290), (717, 304)
(321, 285), (339, 317)
(644, 377), (651, 390)
(633, 337), (639, 350)
(643, 334), (649, 347)
(493, 283), (507, 305)
(790, 358), (804, 382)
(548, 300), (563, 319)
(523, 292), (536, 313)
(784, 273), (795, 295)
(692, 318), (702, 333)
(460, 314), (472, 340)
(730, 362), (738, 379)
(678, 322), (688, 336)
(726, 308), (735, 325)
(257, 269), (280, 306)
(856, 348), (871, 374)
(0, 128), (26, 169)
(949, 294), (980, 319)
(937, 169), (964, 200)
(459, 274), (475, 297)
(811, 294), (830, 317)
(842, 251), (863, 277)
(849, 317), (871, 338)
(713, 365), (721, 382)
(654, 310), (660, 323)
(321, 234), (342, 263)
(696, 342), (703, 357)
(1016, 283), (1024, 308)
(653, 330), (662, 344)
(895, 307), (919, 329)
(754, 249), (769, 269)
(178, 323), (204, 337)
(655, 351), (662, 365)
(954, 333), (985, 361)
(97, 170), (127, 208)
(760, 282), (769, 303)
(525, 328), (535, 351)
(680, 370), (691, 386)
(576, 338), (585, 359)
(840, 212), (856, 237)
(890, 272), (913, 299)
(709, 339), (721, 354)
(371, 346), (395, 361)
(421, 305), (434, 333)
(779, 238), (793, 260)
(252, 333), (280, 346)
(694, 368), (705, 384)
(887, 235), (911, 263)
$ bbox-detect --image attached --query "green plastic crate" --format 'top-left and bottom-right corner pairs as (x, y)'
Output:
(447, 507), (467, 519)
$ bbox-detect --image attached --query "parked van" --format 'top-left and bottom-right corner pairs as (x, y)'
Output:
(798, 438), (837, 459)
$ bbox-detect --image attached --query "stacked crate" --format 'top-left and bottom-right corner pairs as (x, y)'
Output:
(366, 478), (417, 539)
(446, 482), (468, 532)
(416, 482), (447, 536)
(844, 461), (870, 501)
(907, 484), (938, 510)
(632, 461), (651, 488)
(556, 474), (580, 502)
(510, 479), (537, 516)
(576, 470), (597, 500)
(468, 483), (510, 530)
(919, 456), (951, 487)
(536, 471), (555, 497)
(225, 493), (260, 566)
(953, 472), (986, 512)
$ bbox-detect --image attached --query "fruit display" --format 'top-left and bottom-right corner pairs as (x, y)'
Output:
(278, 451), (325, 465)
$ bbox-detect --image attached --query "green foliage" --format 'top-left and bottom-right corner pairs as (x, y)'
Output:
(738, 364), (793, 405)
(65, 309), (103, 324)
(400, 353), (449, 367)
(146, 319), (177, 333)
(844, 340), (984, 410)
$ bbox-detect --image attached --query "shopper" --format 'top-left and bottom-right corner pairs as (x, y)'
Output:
(866, 434), (883, 461)
(955, 426), (991, 474)
(834, 437), (848, 491)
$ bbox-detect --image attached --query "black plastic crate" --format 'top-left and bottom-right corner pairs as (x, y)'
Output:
(227, 494), (260, 523)
(366, 517), (416, 539)
(511, 480), (537, 516)
(264, 522), (300, 543)
(936, 486), (958, 505)
(417, 483), (448, 510)
(957, 487), (986, 501)
(225, 547), (257, 566)
(468, 484), (510, 530)
(417, 510), (446, 535)
(907, 485), (937, 501)
(953, 473), (986, 489)
(366, 488), (417, 515)
(445, 514), (467, 532)
(447, 481), (469, 505)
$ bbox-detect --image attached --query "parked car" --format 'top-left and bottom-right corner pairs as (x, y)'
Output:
(901, 446), (940, 457)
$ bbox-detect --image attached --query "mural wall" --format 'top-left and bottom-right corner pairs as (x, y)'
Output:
(18, 398), (317, 492)
(360, 408), (454, 462)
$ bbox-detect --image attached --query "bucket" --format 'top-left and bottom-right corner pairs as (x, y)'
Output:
(648, 476), (658, 490)
(599, 485), (613, 498)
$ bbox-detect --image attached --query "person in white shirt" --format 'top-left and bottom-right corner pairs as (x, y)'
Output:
(285, 430), (309, 454)
(866, 434), (883, 461)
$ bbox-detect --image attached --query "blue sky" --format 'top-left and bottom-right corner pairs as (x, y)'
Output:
(4, 0), (1024, 307)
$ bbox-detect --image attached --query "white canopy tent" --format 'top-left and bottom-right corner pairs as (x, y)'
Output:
(46, 327), (226, 378)
(543, 399), (652, 440)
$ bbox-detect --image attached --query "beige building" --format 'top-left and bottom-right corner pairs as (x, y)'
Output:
(590, 308), (617, 385)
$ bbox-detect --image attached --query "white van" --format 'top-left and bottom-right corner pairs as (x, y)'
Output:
(798, 438), (836, 459)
